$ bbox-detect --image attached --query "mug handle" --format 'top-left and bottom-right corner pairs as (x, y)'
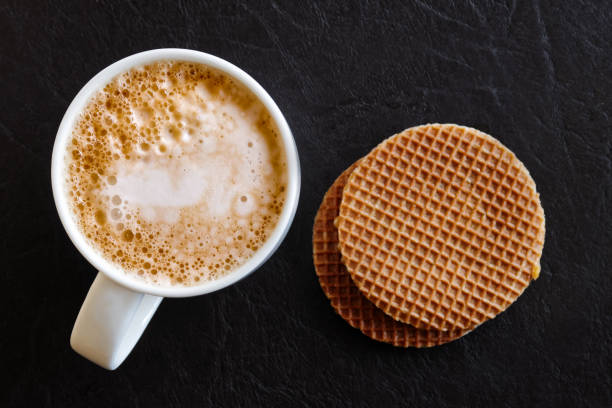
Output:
(70, 272), (163, 370)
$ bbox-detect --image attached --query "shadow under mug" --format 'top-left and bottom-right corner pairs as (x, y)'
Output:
(51, 49), (301, 370)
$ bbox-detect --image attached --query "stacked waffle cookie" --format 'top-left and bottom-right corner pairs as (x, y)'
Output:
(312, 124), (545, 347)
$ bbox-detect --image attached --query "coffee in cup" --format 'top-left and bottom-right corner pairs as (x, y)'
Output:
(64, 60), (288, 287)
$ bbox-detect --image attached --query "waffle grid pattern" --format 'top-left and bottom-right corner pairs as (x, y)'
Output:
(313, 164), (466, 347)
(337, 124), (545, 331)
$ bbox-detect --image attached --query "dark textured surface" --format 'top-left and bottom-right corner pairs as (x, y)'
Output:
(1, 1), (611, 406)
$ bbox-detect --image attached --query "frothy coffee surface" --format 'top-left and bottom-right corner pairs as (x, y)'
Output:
(65, 61), (287, 286)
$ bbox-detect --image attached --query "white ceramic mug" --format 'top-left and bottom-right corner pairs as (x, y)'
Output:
(51, 49), (301, 370)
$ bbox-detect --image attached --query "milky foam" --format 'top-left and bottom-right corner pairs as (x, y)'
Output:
(65, 61), (287, 286)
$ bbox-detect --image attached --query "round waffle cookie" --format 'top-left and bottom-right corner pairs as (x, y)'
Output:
(337, 124), (545, 332)
(313, 163), (467, 347)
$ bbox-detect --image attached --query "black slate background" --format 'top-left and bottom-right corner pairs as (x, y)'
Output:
(1, 1), (611, 407)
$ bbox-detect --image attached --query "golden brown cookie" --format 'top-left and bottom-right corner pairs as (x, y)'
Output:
(337, 124), (545, 331)
(313, 162), (467, 347)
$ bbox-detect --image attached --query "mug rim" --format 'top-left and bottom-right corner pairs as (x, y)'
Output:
(51, 48), (301, 298)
